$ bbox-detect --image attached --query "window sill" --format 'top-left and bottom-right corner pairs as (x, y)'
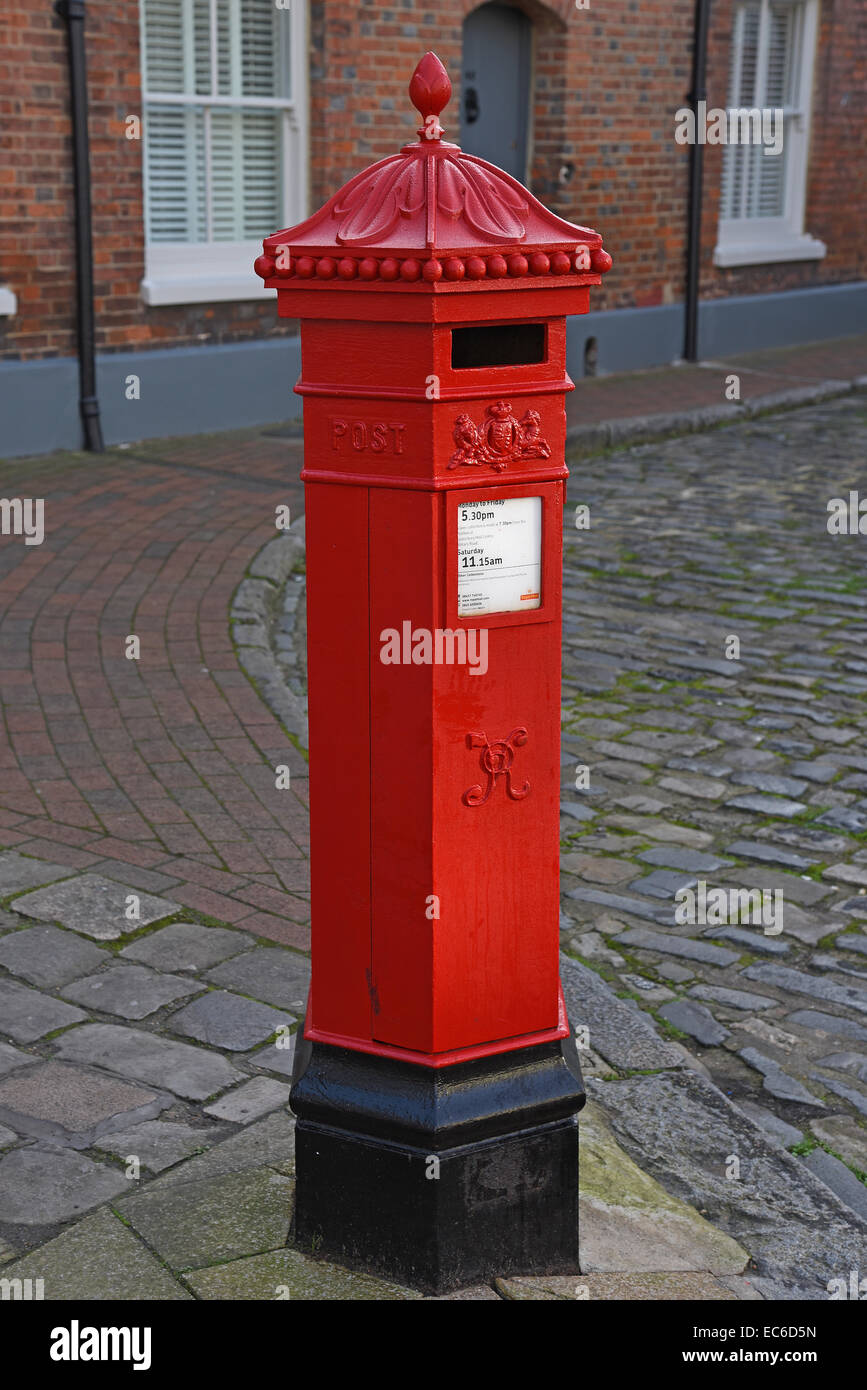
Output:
(141, 242), (272, 306)
(140, 272), (272, 307)
(0, 286), (18, 316)
(713, 234), (827, 268)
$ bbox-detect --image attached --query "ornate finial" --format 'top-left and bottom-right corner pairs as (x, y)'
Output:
(409, 52), (451, 142)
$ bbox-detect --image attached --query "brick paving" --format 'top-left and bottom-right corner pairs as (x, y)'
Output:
(0, 433), (309, 949)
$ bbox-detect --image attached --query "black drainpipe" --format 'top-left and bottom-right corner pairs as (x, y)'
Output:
(55, 0), (104, 451)
(684, 0), (711, 363)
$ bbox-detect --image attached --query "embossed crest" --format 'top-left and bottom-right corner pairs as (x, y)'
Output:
(448, 402), (551, 473)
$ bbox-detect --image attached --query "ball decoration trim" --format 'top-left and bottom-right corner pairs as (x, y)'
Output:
(255, 245), (613, 284)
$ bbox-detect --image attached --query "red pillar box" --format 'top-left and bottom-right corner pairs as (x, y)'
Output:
(255, 53), (612, 1293)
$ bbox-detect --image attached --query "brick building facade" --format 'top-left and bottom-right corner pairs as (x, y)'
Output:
(1, 0), (864, 455)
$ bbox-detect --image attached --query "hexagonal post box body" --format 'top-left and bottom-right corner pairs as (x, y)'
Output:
(255, 53), (611, 1293)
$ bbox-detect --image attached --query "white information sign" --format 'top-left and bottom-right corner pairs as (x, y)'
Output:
(457, 496), (542, 617)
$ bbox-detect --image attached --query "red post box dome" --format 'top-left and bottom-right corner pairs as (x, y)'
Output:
(255, 52), (612, 289)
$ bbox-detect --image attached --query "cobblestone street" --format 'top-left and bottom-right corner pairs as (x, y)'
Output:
(559, 395), (867, 1153)
(0, 391), (866, 1298)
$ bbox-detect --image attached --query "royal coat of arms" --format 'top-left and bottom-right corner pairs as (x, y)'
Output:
(448, 401), (551, 472)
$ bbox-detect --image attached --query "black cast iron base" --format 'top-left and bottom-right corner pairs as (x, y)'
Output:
(289, 1027), (585, 1294)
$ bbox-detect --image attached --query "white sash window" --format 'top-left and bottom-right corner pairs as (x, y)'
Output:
(715, 0), (825, 267)
(139, 0), (307, 305)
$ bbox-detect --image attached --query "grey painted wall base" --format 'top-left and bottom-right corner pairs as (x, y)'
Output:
(695, 281), (867, 360)
(1, 280), (864, 459)
(568, 280), (867, 379)
(0, 337), (303, 460)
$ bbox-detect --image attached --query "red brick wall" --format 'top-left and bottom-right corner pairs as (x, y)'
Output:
(0, 0), (291, 361)
(1, 3), (73, 357)
(1, 0), (863, 364)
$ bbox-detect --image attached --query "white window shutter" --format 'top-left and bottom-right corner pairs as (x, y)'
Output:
(721, 3), (760, 221)
(714, 0), (824, 267)
(145, 105), (206, 243)
(141, 0), (300, 249)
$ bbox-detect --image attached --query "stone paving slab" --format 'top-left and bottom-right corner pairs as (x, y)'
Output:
(0, 1148), (129, 1226)
(0, 1208), (192, 1300)
(724, 840), (818, 871)
(0, 853), (74, 896)
(814, 1050), (867, 1084)
(11, 875), (180, 941)
(659, 999), (729, 1047)
(0, 978), (87, 1042)
(742, 963), (867, 1016)
(810, 1074), (867, 1118)
(0, 1040), (39, 1077)
(614, 928), (740, 968)
(54, 1023), (243, 1100)
(690, 985), (777, 1011)
(810, 1115), (867, 1171)
(497, 1271), (747, 1300)
(826, 864), (867, 889)
(632, 869), (698, 900)
(0, 925), (106, 989)
(117, 1166), (294, 1272)
(604, 815), (714, 849)
(204, 1076), (291, 1124)
(150, 1110), (295, 1188)
(638, 848), (733, 872)
(560, 953), (686, 1071)
(167, 990), (295, 1051)
(738, 1047), (826, 1107)
(804, 1148), (867, 1222)
(588, 1069), (867, 1297)
(185, 1246), (421, 1300)
(0, 1060), (164, 1145)
(95, 1120), (218, 1173)
(120, 922), (250, 973)
(737, 1100), (803, 1148)
(839, 933), (867, 958)
(204, 946), (311, 1011)
(725, 793), (807, 818)
(60, 963), (204, 1019)
(703, 925), (790, 956)
(787, 1009), (867, 1042)
(245, 1036), (297, 1078)
(427, 1285), (504, 1300)
(713, 867), (834, 908)
(579, 1100), (748, 1276)
(566, 885), (672, 925)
